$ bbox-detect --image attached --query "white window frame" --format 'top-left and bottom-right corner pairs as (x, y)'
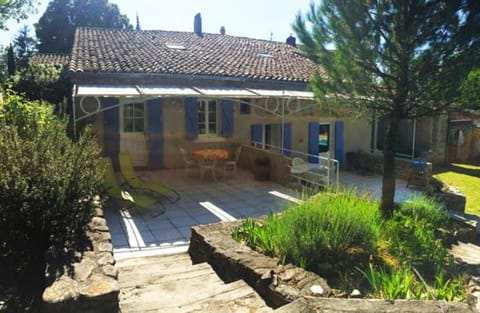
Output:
(122, 102), (145, 133)
(198, 99), (219, 138)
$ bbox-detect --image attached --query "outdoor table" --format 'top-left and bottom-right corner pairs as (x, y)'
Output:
(191, 149), (229, 181)
(191, 149), (229, 160)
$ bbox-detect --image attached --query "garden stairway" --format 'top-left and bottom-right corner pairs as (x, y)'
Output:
(116, 252), (274, 313)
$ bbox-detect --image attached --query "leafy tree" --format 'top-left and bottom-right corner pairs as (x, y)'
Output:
(294, 1), (469, 216)
(35, 0), (132, 53)
(0, 0), (38, 30)
(457, 68), (480, 109)
(10, 63), (69, 104)
(6, 44), (15, 76)
(12, 24), (37, 69)
(0, 88), (103, 288)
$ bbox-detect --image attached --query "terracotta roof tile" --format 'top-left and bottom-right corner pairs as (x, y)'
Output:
(29, 54), (69, 67)
(69, 27), (316, 83)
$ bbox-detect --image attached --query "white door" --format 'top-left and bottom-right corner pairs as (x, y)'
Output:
(120, 102), (147, 167)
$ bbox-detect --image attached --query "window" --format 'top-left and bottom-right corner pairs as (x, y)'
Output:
(240, 99), (251, 114)
(264, 124), (282, 151)
(123, 103), (144, 132)
(318, 124), (330, 153)
(198, 99), (218, 136)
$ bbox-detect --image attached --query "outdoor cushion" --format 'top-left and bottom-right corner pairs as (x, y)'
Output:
(118, 151), (179, 202)
(102, 157), (157, 209)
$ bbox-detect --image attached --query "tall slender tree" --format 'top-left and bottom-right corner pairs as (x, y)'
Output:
(35, 0), (132, 53)
(12, 25), (37, 70)
(294, 0), (471, 216)
(6, 44), (15, 76)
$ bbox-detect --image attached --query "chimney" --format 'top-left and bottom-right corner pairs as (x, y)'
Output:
(194, 13), (203, 37)
(286, 35), (296, 47)
(220, 26), (225, 35)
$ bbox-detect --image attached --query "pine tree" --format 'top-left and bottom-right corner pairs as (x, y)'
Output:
(7, 45), (15, 76)
(294, 0), (472, 216)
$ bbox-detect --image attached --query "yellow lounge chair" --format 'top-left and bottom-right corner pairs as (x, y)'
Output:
(102, 157), (159, 211)
(118, 151), (180, 203)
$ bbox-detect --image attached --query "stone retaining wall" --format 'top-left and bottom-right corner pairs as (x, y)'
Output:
(189, 220), (477, 313)
(42, 207), (119, 313)
(353, 151), (433, 180)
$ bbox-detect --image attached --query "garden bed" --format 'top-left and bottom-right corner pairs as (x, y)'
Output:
(188, 192), (480, 312)
(189, 220), (477, 312)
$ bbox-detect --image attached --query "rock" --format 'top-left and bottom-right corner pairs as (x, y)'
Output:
(96, 241), (113, 253)
(74, 258), (96, 282)
(43, 276), (79, 303)
(79, 274), (119, 299)
(282, 268), (298, 281)
(310, 285), (324, 296)
(102, 265), (118, 278)
(97, 252), (115, 267)
(472, 291), (480, 311)
(350, 289), (362, 298)
(89, 231), (111, 242)
(90, 216), (106, 227)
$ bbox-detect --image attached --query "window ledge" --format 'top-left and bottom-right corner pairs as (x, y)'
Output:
(194, 136), (226, 143)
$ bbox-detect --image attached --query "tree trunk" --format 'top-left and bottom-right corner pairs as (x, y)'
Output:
(380, 111), (400, 217)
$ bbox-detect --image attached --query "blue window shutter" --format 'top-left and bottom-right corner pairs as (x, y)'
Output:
(308, 122), (319, 163)
(221, 99), (234, 137)
(185, 97), (198, 140)
(147, 98), (163, 169)
(335, 120), (344, 168)
(250, 124), (262, 145)
(283, 123), (292, 156)
(103, 97), (120, 170)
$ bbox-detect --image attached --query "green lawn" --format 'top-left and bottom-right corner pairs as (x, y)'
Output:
(433, 163), (480, 216)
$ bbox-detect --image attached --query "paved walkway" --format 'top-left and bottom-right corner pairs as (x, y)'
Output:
(104, 168), (422, 259)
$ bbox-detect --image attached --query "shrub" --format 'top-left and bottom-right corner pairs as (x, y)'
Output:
(233, 190), (381, 269)
(0, 90), (103, 270)
(383, 196), (452, 277)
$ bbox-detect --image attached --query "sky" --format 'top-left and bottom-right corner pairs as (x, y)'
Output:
(0, 0), (314, 47)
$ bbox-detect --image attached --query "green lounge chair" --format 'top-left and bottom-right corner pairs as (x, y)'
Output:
(102, 157), (158, 211)
(118, 151), (180, 203)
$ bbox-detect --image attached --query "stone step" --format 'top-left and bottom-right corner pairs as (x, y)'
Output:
(120, 279), (272, 313)
(449, 241), (480, 265)
(118, 262), (215, 288)
(118, 252), (273, 313)
(115, 252), (192, 268)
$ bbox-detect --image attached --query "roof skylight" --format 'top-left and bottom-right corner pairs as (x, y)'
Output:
(165, 43), (186, 50)
(258, 52), (275, 58)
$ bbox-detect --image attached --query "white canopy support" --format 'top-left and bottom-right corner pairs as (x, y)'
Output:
(72, 83), (317, 139)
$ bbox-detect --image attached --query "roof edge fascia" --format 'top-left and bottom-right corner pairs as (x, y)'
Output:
(67, 71), (311, 90)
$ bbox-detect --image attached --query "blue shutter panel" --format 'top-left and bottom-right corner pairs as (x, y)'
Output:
(185, 97), (198, 140)
(103, 97), (120, 170)
(250, 124), (262, 146)
(335, 120), (344, 168)
(308, 122), (319, 163)
(147, 98), (163, 169)
(221, 99), (234, 137)
(283, 123), (292, 156)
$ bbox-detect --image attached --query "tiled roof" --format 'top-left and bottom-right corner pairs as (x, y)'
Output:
(29, 54), (69, 67)
(69, 27), (316, 83)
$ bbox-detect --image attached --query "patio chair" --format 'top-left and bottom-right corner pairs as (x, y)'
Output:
(223, 145), (242, 178)
(199, 158), (217, 182)
(179, 147), (199, 176)
(101, 157), (158, 210)
(118, 151), (180, 203)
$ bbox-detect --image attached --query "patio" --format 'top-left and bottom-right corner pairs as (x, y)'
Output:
(104, 167), (421, 260)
